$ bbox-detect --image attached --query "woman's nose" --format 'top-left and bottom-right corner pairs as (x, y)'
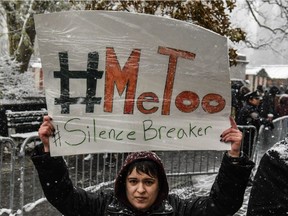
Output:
(137, 183), (145, 193)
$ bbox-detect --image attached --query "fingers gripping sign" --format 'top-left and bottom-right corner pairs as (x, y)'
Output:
(220, 116), (242, 157)
(38, 115), (55, 152)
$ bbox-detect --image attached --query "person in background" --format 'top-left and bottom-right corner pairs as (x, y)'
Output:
(256, 85), (264, 98)
(236, 90), (274, 157)
(231, 82), (243, 119)
(231, 85), (250, 120)
(246, 137), (288, 216)
(237, 86), (251, 116)
(31, 116), (254, 216)
(275, 94), (288, 118)
(279, 84), (286, 94)
(259, 86), (280, 119)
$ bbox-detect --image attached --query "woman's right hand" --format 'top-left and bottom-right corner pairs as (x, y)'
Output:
(38, 115), (55, 152)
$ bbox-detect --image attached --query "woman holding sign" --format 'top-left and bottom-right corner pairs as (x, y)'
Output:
(32, 116), (254, 215)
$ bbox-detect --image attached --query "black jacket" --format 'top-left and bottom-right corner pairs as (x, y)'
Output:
(236, 103), (274, 157)
(31, 146), (254, 216)
(237, 103), (273, 132)
(236, 103), (262, 131)
(247, 138), (288, 216)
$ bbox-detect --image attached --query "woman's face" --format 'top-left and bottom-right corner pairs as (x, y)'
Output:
(126, 167), (159, 211)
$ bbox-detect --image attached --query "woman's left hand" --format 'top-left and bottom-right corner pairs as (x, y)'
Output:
(220, 116), (242, 157)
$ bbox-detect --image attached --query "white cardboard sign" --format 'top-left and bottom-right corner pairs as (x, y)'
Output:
(34, 11), (231, 156)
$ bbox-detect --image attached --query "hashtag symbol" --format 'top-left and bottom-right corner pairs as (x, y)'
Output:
(52, 125), (61, 147)
(54, 51), (104, 114)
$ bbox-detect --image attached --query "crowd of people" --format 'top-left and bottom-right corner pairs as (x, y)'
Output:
(231, 83), (288, 155)
(232, 84), (288, 123)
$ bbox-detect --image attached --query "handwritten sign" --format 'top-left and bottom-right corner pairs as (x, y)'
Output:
(34, 11), (231, 156)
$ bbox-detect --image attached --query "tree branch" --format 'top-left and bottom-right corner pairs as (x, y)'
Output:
(245, 0), (287, 34)
(15, 0), (35, 57)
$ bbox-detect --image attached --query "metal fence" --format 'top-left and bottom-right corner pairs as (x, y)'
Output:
(252, 116), (288, 166)
(0, 137), (17, 214)
(1, 118), (285, 216)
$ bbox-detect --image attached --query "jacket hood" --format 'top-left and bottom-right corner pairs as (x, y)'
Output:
(114, 151), (169, 210)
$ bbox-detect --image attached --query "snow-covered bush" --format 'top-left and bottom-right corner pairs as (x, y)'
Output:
(0, 56), (44, 101)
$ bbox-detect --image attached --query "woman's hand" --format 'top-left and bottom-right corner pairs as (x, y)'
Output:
(38, 115), (55, 152)
(220, 116), (242, 157)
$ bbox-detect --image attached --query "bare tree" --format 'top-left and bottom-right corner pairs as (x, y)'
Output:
(244, 0), (288, 53)
(1, 0), (76, 72)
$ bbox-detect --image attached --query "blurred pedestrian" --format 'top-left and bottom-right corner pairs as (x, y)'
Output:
(256, 85), (264, 97)
(238, 86), (251, 109)
(275, 94), (288, 118)
(231, 82), (243, 119)
(231, 85), (250, 120)
(259, 86), (280, 119)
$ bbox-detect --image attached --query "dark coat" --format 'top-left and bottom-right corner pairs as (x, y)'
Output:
(236, 103), (274, 157)
(275, 94), (288, 118)
(236, 103), (261, 156)
(31, 145), (254, 216)
(236, 103), (262, 131)
(247, 138), (288, 216)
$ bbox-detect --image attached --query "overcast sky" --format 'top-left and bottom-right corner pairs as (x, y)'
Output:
(231, 0), (288, 67)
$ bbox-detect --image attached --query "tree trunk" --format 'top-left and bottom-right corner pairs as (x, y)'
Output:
(3, 1), (35, 73)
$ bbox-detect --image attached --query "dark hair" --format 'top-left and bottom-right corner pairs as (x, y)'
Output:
(269, 86), (280, 95)
(114, 153), (169, 207)
(240, 86), (251, 96)
(126, 160), (159, 178)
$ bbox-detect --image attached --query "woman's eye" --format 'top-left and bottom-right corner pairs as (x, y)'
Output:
(129, 179), (138, 184)
(145, 180), (154, 186)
